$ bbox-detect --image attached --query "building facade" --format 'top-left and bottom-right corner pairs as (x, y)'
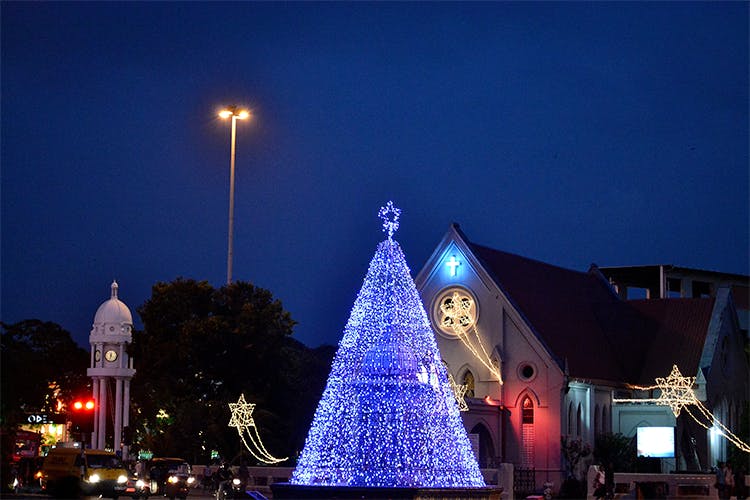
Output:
(414, 224), (749, 489)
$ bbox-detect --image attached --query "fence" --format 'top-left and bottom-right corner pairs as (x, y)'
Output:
(586, 467), (750, 500)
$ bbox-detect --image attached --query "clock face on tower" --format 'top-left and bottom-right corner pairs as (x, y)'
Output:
(95, 350), (101, 362)
(105, 349), (118, 362)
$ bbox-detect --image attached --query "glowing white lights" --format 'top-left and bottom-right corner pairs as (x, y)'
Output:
(228, 393), (288, 464)
(655, 365), (696, 418)
(613, 364), (750, 453)
(290, 204), (485, 488)
(219, 108), (250, 120)
(448, 374), (469, 412)
(446, 255), (461, 276)
(441, 292), (503, 385)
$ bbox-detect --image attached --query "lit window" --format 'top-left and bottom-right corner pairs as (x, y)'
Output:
(463, 371), (475, 398)
(522, 396), (534, 424)
(521, 396), (535, 468)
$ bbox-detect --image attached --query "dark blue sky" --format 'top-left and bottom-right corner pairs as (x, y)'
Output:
(2, 2), (748, 349)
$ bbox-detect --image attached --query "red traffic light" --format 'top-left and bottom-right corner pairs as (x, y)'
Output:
(70, 398), (96, 434)
(72, 399), (95, 412)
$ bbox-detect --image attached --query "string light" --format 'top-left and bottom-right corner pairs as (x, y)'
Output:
(228, 393), (288, 464)
(441, 292), (503, 384)
(290, 202), (485, 488)
(613, 365), (750, 453)
(654, 365), (697, 418)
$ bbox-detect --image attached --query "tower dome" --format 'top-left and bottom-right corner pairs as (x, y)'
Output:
(92, 281), (133, 331)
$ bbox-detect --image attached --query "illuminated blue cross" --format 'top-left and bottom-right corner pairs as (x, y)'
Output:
(446, 255), (461, 277)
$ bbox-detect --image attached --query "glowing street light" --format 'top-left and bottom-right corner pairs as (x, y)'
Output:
(219, 106), (251, 284)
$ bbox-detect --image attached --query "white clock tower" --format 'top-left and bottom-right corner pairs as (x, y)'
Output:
(86, 281), (136, 456)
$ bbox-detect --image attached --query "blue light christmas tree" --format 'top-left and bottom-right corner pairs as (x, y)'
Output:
(291, 202), (485, 488)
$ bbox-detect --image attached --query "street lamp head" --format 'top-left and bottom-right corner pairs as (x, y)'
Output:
(219, 107), (251, 120)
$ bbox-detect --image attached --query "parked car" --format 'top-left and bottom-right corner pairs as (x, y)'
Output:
(146, 458), (194, 499)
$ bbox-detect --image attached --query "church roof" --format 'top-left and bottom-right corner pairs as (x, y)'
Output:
(469, 242), (628, 382)
(628, 298), (715, 384)
(466, 239), (715, 385)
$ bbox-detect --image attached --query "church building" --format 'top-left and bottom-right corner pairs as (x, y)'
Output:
(414, 224), (749, 489)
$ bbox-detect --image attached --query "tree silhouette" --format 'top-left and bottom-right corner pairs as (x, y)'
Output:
(129, 278), (331, 463)
(1, 320), (89, 426)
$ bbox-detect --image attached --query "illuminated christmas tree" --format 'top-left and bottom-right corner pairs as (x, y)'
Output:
(290, 202), (485, 488)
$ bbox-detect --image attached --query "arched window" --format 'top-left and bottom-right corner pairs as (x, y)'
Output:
(463, 370), (475, 398)
(521, 396), (535, 467)
(522, 396), (534, 424)
(576, 403), (582, 437)
(602, 405), (608, 433)
(470, 423), (496, 468)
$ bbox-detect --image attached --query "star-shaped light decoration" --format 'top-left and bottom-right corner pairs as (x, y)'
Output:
(228, 394), (288, 464)
(228, 393), (257, 430)
(448, 374), (469, 412)
(655, 365), (696, 417)
(378, 201), (401, 239)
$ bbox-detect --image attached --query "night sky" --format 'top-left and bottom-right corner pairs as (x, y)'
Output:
(2, 2), (748, 349)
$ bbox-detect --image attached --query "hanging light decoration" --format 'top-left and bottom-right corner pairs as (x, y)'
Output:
(441, 291), (503, 385)
(613, 365), (749, 453)
(228, 394), (288, 464)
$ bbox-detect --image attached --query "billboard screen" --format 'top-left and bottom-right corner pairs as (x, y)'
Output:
(636, 426), (675, 458)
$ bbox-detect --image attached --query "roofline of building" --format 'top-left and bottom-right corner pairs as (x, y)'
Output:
(599, 264), (748, 281)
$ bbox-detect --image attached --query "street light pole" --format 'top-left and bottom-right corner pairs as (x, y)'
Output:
(219, 106), (250, 285)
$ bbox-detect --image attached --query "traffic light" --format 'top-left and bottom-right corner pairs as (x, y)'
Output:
(69, 398), (96, 433)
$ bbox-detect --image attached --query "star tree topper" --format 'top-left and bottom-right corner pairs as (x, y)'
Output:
(378, 201), (401, 239)
(655, 365), (696, 417)
(228, 393), (257, 429)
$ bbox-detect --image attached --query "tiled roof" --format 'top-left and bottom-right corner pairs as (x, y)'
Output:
(628, 298), (715, 384)
(468, 241), (715, 385)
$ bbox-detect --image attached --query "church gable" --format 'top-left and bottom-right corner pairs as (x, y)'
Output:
(415, 224), (563, 399)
